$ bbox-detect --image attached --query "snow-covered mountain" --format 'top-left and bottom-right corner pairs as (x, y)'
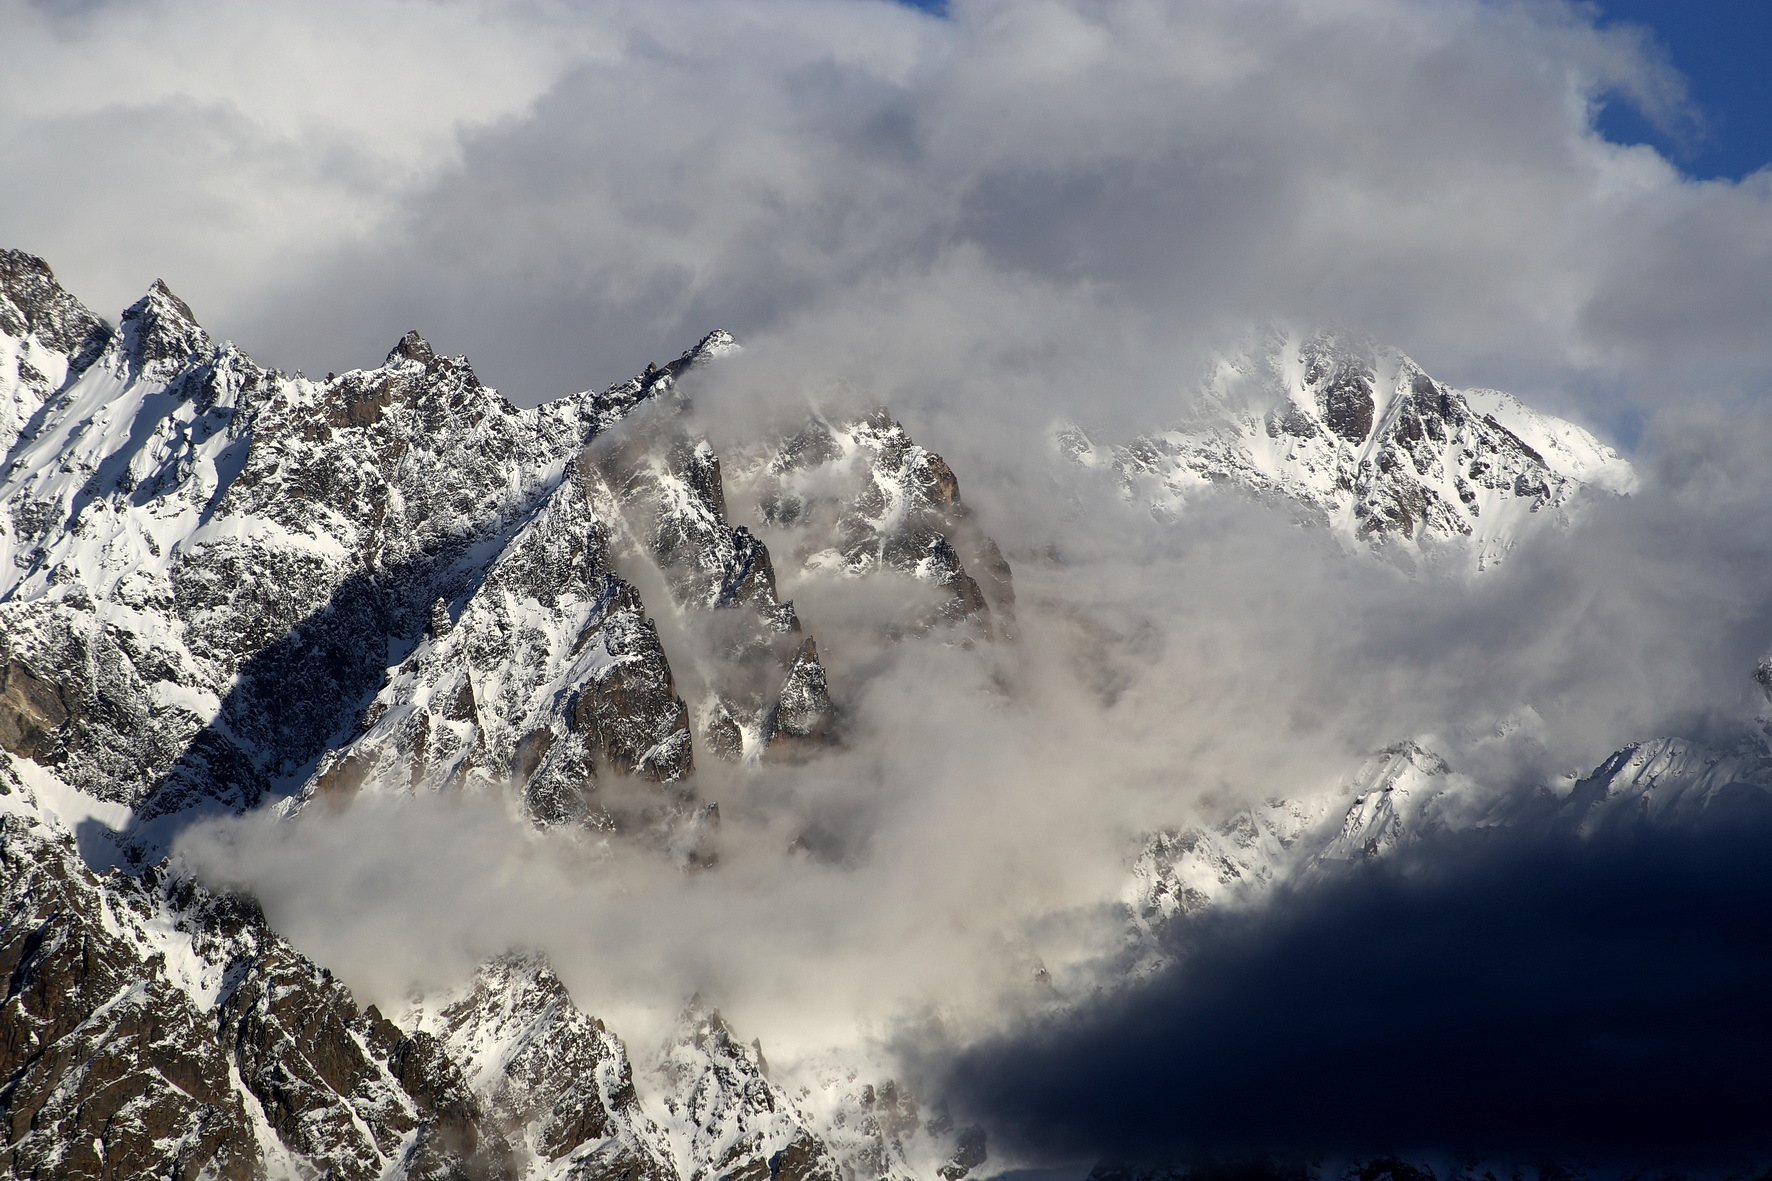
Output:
(1061, 328), (1635, 571)
(1124, 726), (1772, 981)
(2, 249), (1760, 1180)
(6, 750), (967, 1181)
(0, 250), (1007, 1181)
(0, 250), (1009, 853)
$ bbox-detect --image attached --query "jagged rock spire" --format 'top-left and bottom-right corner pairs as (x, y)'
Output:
(387, 329), (434, 365)
(773, 638), (835, 747)
(657, 997), (843, 1181)
(119, 278), (208, 379)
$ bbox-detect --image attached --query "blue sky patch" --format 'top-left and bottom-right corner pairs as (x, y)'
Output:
(1592, 0), (1772, 179)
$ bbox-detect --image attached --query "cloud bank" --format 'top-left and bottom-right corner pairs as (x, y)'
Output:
(175, 388), (1772, 1090)
(5, 0), (1771, 422)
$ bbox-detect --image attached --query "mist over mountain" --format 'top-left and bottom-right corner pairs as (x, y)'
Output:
(4, 2), (1772, 1179)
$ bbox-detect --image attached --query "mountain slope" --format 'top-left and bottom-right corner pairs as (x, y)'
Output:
(8, 249), (1753, 1180)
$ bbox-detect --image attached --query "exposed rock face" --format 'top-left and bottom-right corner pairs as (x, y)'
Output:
(0, 251), (112, 459)
(0, 251), (1015, 852)
(0, 250), (744, 846)
(0, 802), (262, 1181)
(406, 954), (677, 1180)
(292, 484), (696, 830)
(1062, 328), (1634, 571)
(2, 753), (547, 1181)
(770, 637), (836, 753)
(119, 280), (209, 383)
(584, 422), (818, 764)
(0, 658), (68, 761)
(222, 947), (516, 1181)
(2, 758), (829, 1181)
(18, 248), (1729, 1181)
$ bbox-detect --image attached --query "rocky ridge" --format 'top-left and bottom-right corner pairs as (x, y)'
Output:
(2, 761), (512, 1180)
(0, 250), (1006, 1181)
(728, 409), (1016, 639)
(2, 754), (857, 1181)
(4, 747), (988, 1181)
(0, 249), (1010, 853)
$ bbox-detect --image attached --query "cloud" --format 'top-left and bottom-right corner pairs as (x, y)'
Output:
(0, 0), (607, 336)
(6, 0), (1771, 420)
(171, 386), (1772, 1067)
(164, 385), (1772, 1169)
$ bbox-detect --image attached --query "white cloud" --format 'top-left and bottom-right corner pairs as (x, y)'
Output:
(0, 0), (612, 326)
(4, 0), (1767, 415)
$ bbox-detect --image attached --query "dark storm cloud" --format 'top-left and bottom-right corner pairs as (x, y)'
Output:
(940, 800), (1772, 1168)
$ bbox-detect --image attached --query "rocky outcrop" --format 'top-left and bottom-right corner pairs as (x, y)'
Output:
(0, 658), (67, 762)
(0, 803), (262, 1181)
(0, 761), (734, 1181)
(0, 251), (112, 460)
(585, 431), (801, 757)
(0, 251), (1015, 853)
(0, 257), (739, 850)
(769, 637), (836, 754)
(0, 759), (549, 1180)
(406, 954), (677, 1180)
(0, 253), (1005, 1178)
(210, 925), (521, 1181)
(291, 477), (697, 832)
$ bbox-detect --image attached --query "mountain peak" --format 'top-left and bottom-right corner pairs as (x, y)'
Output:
(1078, 326), (1634, 573)
(0, 248), (111, 370)
(119, 278), (208, 378)
(386, 329), (434, 365)
(124, 279), (200, 330)
(649, 329), (738, 388)
(691, 328), (737, 359)
(0, 248), (61, 307)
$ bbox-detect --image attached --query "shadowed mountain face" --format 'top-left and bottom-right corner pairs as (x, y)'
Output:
(951, 791), (1772, 1169)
